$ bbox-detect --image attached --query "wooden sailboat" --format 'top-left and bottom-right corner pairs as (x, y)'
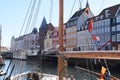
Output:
(4, 0), (64, 80)
(4, 0), (120, 80)
(4, 0), (69, 80)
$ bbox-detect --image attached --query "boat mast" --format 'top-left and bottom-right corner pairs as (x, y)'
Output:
(58, 0), (64, 80)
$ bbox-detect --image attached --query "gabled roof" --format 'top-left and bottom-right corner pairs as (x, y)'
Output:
(68, 8), (85, 22)
(93, 4), (120, 22)
(40, 17), (47, 29)
(68, 1), (92, 22)
(31, 27), (38, 34)
(100, 4), (120, 17)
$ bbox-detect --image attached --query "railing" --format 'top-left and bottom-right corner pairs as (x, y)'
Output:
(10, 71), (58, 80)
(9, 71), (77, 80)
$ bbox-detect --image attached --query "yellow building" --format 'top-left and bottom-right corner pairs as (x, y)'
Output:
(66, 25), (77, 51)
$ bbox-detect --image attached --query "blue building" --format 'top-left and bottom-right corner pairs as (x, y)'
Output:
(110, 4), (120, 50)
(88, 4), (120, 50)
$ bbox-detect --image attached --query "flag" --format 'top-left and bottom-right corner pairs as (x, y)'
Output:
(88, 19), (93, 32)
(92, 35), (100, 41)
(84, 1), (90, 16)
(92, 35), (97, 41)
(100, 66), (106, 80)
(101, 66), (106, 74)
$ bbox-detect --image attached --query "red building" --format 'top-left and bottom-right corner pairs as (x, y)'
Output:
(52, 25), (66, 52)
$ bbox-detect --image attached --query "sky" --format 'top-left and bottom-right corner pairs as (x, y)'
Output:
(0, 0), (120, 48)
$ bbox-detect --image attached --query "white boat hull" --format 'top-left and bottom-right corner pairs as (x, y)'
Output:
(10, 71), (58, 80)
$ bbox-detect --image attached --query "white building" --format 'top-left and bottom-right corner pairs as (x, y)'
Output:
(11, 28), (39, 59)
(44, 30), (53, 51)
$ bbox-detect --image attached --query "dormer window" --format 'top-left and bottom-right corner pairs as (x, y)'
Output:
(100, 15), (103, 20)
(105, 10), (111, 18)
(95, 17), (99, 21)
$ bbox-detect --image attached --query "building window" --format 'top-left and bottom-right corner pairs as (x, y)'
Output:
(74, 21), (77, 25)
(112, 35), (116, 41)
(94, 30), (96, 34)
(101, 21), (104, 26)
(117, 34), (120, 41)
(105, 20), (107, 25)
(105, 27), (107, 32)
(77, 27), (79, 31)
(112, 26), (116, 31)
(101, 28), (104, 33)
(99, 28), (102, 34)
(93, 23), (95, 27)
(107, 27), (110, 32)
(117, 25), (120, 31)
(107, 20), (110, 25)
(116, 16), (120, 23)
(94, 23), (96, 27)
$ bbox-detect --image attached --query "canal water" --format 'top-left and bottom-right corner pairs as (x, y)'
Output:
(0, 59), (119, 80)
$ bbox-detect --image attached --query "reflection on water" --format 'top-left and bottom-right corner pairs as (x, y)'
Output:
(0, 59), (98, 80)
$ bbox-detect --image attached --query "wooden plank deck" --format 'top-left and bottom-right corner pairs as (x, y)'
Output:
(63, 51), (120, 60)
(44, 51), (120, 60)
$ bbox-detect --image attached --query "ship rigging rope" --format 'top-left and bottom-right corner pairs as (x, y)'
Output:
(19, 0), (32, 36)
(17, 0), (36, 74)
(86, 58), (91, 79)
(24, 0), (36, 34)
(18, 0), (39, 74)
(49, 0), (53, 23)
(78, 0), (83, 10)
(69, 0), (77, 18)
(17, 0), (42, 74)
(29, 0), (41, 32)
(7, 0), (34, 76)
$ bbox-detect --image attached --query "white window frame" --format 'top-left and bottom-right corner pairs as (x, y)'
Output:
(112, 26), (116, 31)
(112, 35), (116, 41)
(117, 34), (120, 41)
(117, 25), (120, 31)
(116, 16), (120, 23)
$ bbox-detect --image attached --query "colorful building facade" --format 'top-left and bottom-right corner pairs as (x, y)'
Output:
(110, 4), (120, 50)
(39, 17), (54, 51)
(91, 4), (120, 50)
